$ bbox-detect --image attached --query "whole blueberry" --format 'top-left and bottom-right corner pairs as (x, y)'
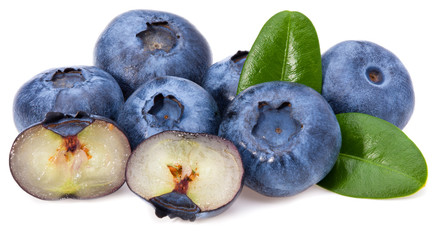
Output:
(219, 81), (341, 197)
(117, 76), (220, 148)
(321, 40), (414, 129)
(94, 9), (212, 98)
(201, 51), (248, 117)
(13, 66), (124, 132)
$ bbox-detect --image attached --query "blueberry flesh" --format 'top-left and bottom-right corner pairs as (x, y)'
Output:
(13, 66), (124, 132)
(9, 112), (131, 200)
(201, 51), (248, 117)
(219, 81), (341, 197)
(126, 131), (244, 221)
(321, 40), (414, 129)
(117, 76), (220, 148)
(94, 9), (212, 98)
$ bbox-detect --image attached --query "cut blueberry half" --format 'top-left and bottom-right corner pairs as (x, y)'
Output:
(126, 131), (244, 221)
(9, 112), (131, 200)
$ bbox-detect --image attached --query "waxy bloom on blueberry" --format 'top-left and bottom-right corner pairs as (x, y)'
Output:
(201, 51), (248, 117)
(219, 81), (341, 197)
(321, 40), (414, 129)
(13, 66), (124, 132)
(117, 76), (220, 148)
(94, 9), (212, 98)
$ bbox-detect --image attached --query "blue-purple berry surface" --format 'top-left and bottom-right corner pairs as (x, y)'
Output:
(13, 66), (124, 132)
(94, 9), (212, 98)
(117, 76), (220, 148)
(321, 40), (414, 128)
(201, 51), (248, 117)
(219, 81), (341, 197)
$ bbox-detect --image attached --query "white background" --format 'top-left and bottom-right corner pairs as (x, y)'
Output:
(1, 0), (438, 239)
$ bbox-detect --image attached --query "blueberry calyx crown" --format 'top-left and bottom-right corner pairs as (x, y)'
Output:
(146, 93), (184, 128)
(50, 68), (85, 88)
(136, 21), (179, 53)
(231, 50), (249, 63)
(42, 111), (94, 137)
(252, 101), (302, 148)
(366, 66), (384, 84)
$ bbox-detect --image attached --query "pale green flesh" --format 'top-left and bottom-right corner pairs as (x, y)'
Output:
(10, 121), (131, 199)
(126, 132), (243, 211)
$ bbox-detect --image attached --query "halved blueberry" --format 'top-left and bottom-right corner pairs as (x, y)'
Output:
(9, 112), (131, 200)
(126, 131), (244, 221)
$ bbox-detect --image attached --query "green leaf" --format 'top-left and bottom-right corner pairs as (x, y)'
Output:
(237, 11), (322, 94)
(318, 113), (428, 199)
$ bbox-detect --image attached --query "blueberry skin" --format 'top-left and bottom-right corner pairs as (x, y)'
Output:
(150, 191), (200, 221)
(219, 81), (341, 197)
(13, 66), (124, 132)
(94, 9), (212, 98)
(201, 51), (248, 117)
(117, 76), (220, 148)
(321, 40), (414, 129)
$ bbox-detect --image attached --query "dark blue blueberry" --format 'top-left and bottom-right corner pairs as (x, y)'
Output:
(117, 76), (220, 148)
(13, 66), (124, 132)
(219, 81), (341, 197)
(201, 51), (248, 117)
(94, 10), (212, 98)
(322, 40), (414, 129)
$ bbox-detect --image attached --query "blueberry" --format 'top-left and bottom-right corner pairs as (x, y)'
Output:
(94, 10), (212, 98)
(13, 66), (124, 132)
(219, 81), (341, 197)
(126, 130), (244, 221)
(117, 76), (220, 148)
(201, 51), (248, 117)
(321, 40), (414, 128)
(9, 112), (131, 200)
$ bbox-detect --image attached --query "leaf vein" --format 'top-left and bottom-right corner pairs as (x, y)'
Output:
(339, 153), (423, 186)
(280, 14), (292, 81)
